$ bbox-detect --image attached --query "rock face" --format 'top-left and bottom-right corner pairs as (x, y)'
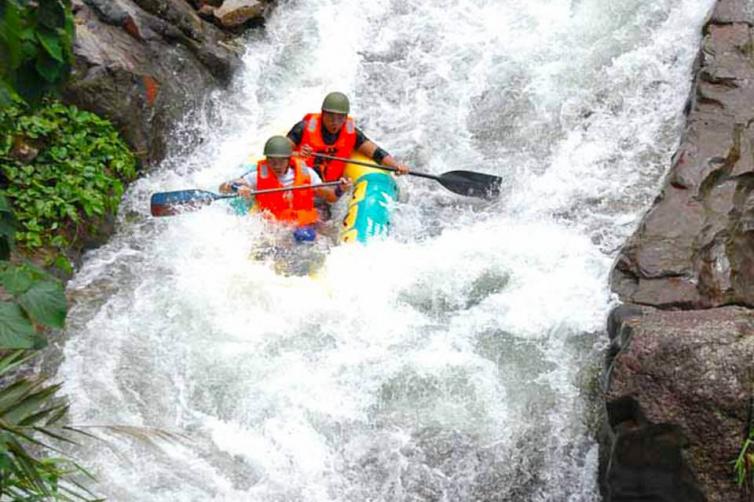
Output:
(604, 305), (754, 501)
(63, 0), (272, 165)
(202, 0), (268, 29)
(611, 1), (754, 310)
(603, 1), (754, 500)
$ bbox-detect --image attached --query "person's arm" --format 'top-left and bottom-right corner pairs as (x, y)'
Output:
(286, 120), (311, 157)
(357, 140), (410, 175)
(309, 167), (350, 202)
(218, 179), (243, 193)
(219, 171), (257, 198)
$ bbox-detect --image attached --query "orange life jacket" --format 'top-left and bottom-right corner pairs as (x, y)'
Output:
(299, 112), (357, 181)
(256, 158), (319, 226)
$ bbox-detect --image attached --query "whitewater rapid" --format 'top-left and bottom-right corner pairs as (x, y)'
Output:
(57, 0), (715, 500)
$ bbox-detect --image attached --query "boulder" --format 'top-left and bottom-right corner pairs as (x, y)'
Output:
(603, 305), (754, 501)
(610, 4), (754, 309)
(63, 0), (271, 166)
(604, 2), (754, 501)
(205, 0), (267, 30)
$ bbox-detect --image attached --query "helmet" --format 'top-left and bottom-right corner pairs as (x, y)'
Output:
(263, 135), (292, 158)
(321, 92), (350, 114)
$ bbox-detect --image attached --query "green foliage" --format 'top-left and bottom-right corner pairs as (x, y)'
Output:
(0, 0), (75, 105)
(0, 208), (98, 500)
(0, 261), (66, 349)
(0, 99), (137, 265)
(0, 350), (100, 500)
(735, 427), (754, 491)
(0, 189), (67, 349)
(0, 193), (15, 260)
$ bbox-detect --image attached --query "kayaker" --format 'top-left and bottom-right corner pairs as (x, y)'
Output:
(286, 91), (411, 186)
(219, 135), (351, 241)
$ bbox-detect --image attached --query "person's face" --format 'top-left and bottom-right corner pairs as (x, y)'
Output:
(267, 156), (290, 176)
(322, 111), (347, 134)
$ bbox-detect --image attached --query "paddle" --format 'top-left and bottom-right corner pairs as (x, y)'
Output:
(150, 181), (341, 217)
(312, 153), (502, 199)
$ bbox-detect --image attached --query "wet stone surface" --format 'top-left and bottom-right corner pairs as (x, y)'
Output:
(604, 1), (754, 500)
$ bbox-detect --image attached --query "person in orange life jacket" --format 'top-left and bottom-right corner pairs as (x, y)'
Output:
(218, 135), (351, 241)
(286, 91), (410, 185)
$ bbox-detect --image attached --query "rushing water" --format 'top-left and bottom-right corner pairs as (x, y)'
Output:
(56, 0), (715, 500)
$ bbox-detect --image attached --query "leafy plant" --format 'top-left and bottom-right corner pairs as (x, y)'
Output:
(0, 99), (137, 268)
(735, 417), (754, 490)
(0, 191), (67, 349)
(0, 260), (66, 349)
(0, 0), (75, 105)
(0, 350), (100, 501)
(0, 196), (100, 500)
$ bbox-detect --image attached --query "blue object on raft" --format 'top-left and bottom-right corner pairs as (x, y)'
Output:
(293, 226), (317, 242)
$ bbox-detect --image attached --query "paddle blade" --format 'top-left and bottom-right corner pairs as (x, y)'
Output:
(438, 170), (502, 199)
(150, 190), (219, 217)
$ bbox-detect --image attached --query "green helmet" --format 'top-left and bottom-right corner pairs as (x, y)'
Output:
(263, 135), (292, 158)
(321, 92), (350, 114)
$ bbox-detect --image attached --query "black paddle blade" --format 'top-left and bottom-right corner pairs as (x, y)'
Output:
(150, 190), (219, 217)
(438, 170), (502, 199)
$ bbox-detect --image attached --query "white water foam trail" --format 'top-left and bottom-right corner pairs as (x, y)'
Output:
(57, 0), (715, 500)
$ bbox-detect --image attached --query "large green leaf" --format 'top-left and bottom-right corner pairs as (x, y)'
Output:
(35, 29), (63, 62)
(1, 0), (24, 69)
(0, 264), (35, 295)
(0, 351), (34, 378)
(34, 52), (62, 83)
(0, 302), (36, 348)
(17, 280), (66, 329)
(3, 383), (61, 424)
(0, 379), (38, 416)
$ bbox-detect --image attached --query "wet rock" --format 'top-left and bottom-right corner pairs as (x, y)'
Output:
(610, 3), (754, 308)
(603, 304), (754, 502)
(710, 0), (754, 23)
(204, 0), (268, 30)
(604, 1), (754, 501)
(63, 0), (272, 166)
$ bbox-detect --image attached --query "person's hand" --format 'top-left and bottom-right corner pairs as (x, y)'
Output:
(394, 162), (410, 176)
(338, 176), (352, 191)
(237, 184), (253, 199)
(334, 176), (352, 198)
(300, 144), (313, 158)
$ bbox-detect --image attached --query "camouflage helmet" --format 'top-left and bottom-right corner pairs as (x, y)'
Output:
(263, 135), (292, 158)
(321, 92), (350, 114)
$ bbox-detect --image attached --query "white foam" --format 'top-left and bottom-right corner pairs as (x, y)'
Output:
(57, 0), (716, 499)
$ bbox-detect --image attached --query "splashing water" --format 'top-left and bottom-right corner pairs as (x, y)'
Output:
(57, 0), (715, 500)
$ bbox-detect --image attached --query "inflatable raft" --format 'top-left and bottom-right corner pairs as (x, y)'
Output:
(339, 152), (398, 244)
(232, 152), (398, 244)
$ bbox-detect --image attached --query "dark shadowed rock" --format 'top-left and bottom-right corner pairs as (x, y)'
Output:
(603, 304), (754, 502)
(63, 0), (273, 166)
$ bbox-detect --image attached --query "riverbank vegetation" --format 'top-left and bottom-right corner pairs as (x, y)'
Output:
(1, 99), (137, 272)
(0, 0), (137, 499)
(0, 193), (97, 500)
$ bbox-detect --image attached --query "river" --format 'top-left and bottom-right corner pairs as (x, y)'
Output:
(57, 0), (715, 500)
